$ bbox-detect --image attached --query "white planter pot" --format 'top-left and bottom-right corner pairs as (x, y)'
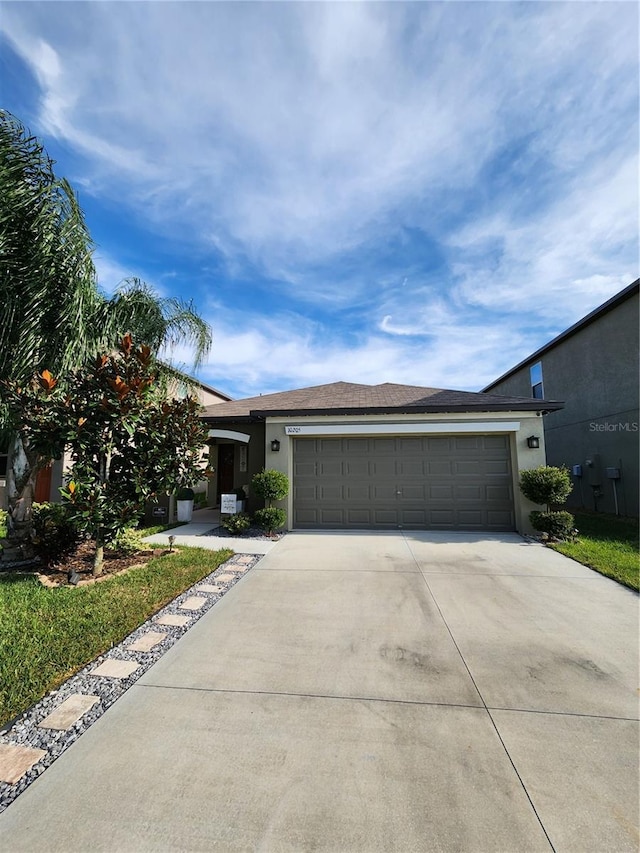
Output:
(177, 499), (194, 522)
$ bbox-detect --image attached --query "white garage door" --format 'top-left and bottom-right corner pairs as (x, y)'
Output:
(293, 434), (515, 530)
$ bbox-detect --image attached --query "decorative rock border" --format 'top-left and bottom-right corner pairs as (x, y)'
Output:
(0, 553), (261, 813)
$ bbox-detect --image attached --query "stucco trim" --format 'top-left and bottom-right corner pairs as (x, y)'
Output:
(284, 421), (521, 436)
(207, 429), (251, 444)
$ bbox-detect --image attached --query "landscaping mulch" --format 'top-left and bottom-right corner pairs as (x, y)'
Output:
(34, 540), (171, 587)
(204, 524), (286, 542)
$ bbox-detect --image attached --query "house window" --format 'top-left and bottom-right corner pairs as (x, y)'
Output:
(530, 362), (544, 399)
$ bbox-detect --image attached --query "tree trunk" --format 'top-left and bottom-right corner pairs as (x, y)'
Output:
(93, 531), (104, 576)
(1, 434), (40, 564)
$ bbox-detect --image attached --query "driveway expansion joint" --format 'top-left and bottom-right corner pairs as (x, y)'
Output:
(402, 532), (559, 853)
(136, 682), (487, 711)
(0, 553), (262, 812)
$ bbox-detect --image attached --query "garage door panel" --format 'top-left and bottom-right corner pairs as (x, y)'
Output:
(486, 485), (512, 501)
(398, 438), (423, 453)
(427, 460), (453, 476)
(346, 509), (372, 525)
(318, 439), (342, 453)
(455, 460), (483, 476)
(317, 460), (342, 477)
(454, 436), (482, 451)
(396, 461), (427, 478)
(345, 484), (372, 502)
(344, 459), (371, 477)
(318, 484), (343, 502)
(294, 461), (317, 477)
(373, 484), (399, 501)
(456, 485), (484, 501)
(400, 485), (426, 501)
(374, 509), (399, 525)
(371, 459), (396, 478)
(458, 510), (484, 526)
(295, 440), (319, 458)
(372, 438), (396, 453)
(426, 437), (452, 452)
(295, 485), (318, 502)
(429, 484), (453, 500)
(295, 507), (319, 525)
(345, 438), (370, 453)
(485, 460), (510, 475)
(400, 509), (428, 526)
(319, 508), (344, 525)
(430, 509), (456, 526)
(293, 435), (515, 531)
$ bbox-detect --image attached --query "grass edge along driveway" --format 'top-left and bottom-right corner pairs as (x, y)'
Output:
(550, 510), (638, 592)
(0, 546), (232, 728)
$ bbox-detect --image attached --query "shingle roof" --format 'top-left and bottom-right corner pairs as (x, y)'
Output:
(202, 381), (563, 421)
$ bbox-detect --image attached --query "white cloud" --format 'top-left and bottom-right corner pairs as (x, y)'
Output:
(4, 1), (635, 282)
(2, 2), (637, 397)
(188, 303), (541, 400)
(449, 150), (638, 325)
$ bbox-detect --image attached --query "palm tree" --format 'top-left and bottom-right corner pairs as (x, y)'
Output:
(0, 111), (212, 563)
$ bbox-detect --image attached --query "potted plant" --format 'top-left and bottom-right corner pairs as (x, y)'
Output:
(176, 486), (195, 522)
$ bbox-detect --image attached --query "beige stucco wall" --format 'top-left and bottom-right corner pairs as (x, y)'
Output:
(263, 411), (549, 535)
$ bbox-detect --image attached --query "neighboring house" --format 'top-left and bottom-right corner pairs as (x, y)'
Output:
(202, 381), (563, 534)
(0, 376), (232, 510)
(482, 279), (639, 517)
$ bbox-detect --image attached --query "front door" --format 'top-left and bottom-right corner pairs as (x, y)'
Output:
(34, 464), (53, 503)
(218, 444), (235, 497)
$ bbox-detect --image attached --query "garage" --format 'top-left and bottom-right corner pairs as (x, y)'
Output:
(202, 380), (563, 536)
(293, 434), (515, 531)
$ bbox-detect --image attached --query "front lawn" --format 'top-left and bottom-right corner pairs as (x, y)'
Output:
(0, 546), (232, 728)
(550, 511), (639, 592)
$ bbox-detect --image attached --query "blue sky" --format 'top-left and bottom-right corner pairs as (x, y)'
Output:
(1, 2), (638, 400)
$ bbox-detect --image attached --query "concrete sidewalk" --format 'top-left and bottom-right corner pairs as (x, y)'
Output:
(0, 531), (637, 851)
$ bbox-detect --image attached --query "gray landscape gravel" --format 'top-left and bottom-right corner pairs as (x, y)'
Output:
(0, 553), (261, 813)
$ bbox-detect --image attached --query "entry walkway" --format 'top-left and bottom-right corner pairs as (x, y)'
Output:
(0, 532), (637, 851)
(143, 507), (278, 555)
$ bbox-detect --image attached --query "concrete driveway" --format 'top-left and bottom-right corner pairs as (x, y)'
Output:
(0, 532), (637, 852)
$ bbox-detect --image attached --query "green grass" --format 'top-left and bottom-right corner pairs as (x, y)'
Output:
(0, 545), (232, 728)
(550, 511), (639, 592)
(137, 520), (187, 537)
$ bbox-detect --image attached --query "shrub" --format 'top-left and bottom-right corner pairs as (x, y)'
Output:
(251, 469), (289, 505)
(530, 510), (575, 540)
(519, 466), (572, 510)
(254, 506), (286, 535)
(221, 512), (252, 535)
(32, 502), (82, 565)
(110, 527), (150, 556)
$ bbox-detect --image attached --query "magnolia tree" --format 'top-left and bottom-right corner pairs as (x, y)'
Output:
(2, 336), (209, 573)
